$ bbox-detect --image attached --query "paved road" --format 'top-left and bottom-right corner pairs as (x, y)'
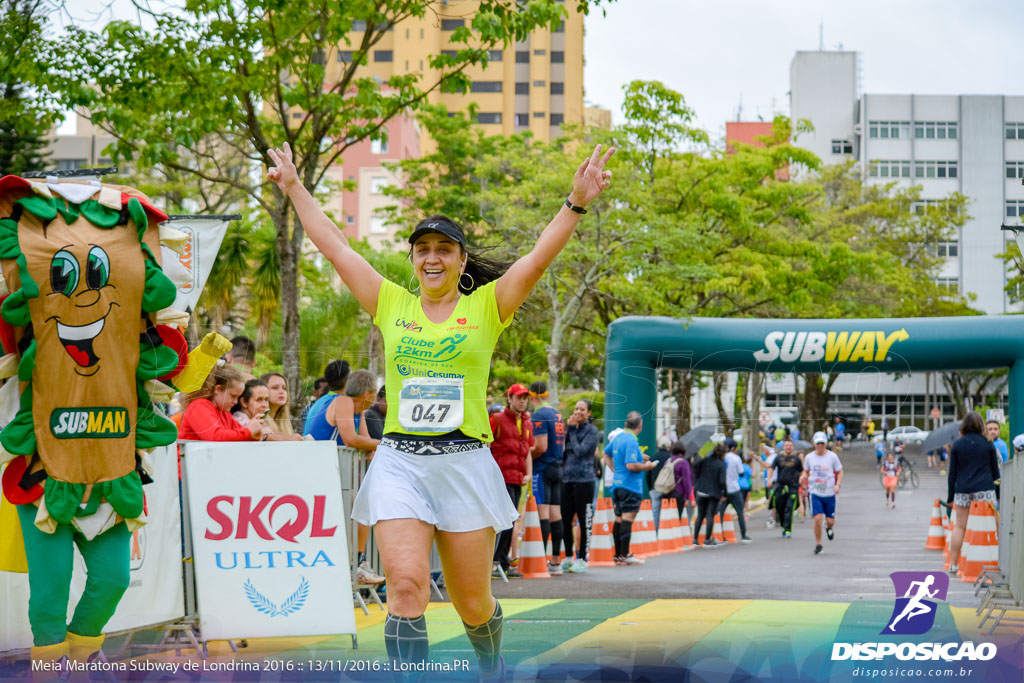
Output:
(493, 442), (982, 607)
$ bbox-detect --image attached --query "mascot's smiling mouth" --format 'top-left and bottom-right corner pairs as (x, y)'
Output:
(51, 304), (116, 369)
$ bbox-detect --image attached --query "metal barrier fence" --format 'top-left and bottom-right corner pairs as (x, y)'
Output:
(1000, 459), (1022, 601)
(337, 446), (444, 594)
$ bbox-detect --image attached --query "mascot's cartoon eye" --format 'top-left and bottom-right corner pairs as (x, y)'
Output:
(86, 246), (110, 290)
(50, 250), (80, 297)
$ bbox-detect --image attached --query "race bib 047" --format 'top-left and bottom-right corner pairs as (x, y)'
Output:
(398, 377), (464, 433)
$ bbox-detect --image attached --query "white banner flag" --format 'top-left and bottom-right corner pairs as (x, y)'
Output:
(166, 217), (232, 313)
(184, 441), (355, 641)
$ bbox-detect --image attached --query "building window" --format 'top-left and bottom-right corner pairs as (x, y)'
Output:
(374, 50), (393, 62)
(352, 20), (366, 31)
(553, 20), (565, 33)
(533, 49), (546, 56)
(914, 121), (957, 140)
(370, 138), (388, 154)
(1007, 161), (1024, 179)
(441, 49), (458, 58)
(551, 51), (564, 63)
(514, 113), (529, 126)
(420, 28), (424, 39)
(868, 121), (910, 139)
(912, 199), (956, 215)
(56, 159), (86, 171)
(533, 80), (546, 87)
(477, 112), (502, 125)
(551, 113), (564, 126)
(370, 176), (389, 194)
(550, 82), (564, 95)
(369, 217), (388, 234)
(441, 19), (465, 30)
(338, 51), (355, 63)
(533, 112), (545, 118)
(311, 49), (326, 65)
(516, 51), (529, 63)
(934, 277), (959, 293)
(471, 81), (503, 93)
(346, 215), (355, 224)
(914, 160), (958, 179)
(926, 241), (959, 258)
(1008, 200), (1024, 221)
(1006, 123), (1024, 139)
(488, 49), (502, 61)
(292, 112), (302, 119)
(831, 139), (853, 155)
(515, 82), (528, 95)
(868, 159), (911, 178)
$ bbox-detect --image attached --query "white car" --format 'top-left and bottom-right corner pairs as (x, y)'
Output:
(883, 425), (930, 444)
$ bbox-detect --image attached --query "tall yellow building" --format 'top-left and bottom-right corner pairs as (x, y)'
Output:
(321, 0), (585, 142)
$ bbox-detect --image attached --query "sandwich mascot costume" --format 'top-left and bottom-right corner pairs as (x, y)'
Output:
(0, 175), (230, 671)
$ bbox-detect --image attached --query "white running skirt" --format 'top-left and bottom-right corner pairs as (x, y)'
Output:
(351, 441), (519, 532)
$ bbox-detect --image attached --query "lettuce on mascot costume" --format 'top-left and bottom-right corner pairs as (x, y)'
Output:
(0, 175), (229, 672)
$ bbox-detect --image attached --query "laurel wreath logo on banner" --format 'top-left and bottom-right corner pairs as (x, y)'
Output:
(244, 577), (310, 617)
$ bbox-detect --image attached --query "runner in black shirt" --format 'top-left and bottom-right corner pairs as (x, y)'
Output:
(772, 440), (804, 538)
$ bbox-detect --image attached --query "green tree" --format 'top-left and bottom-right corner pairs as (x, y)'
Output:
(0, 0), (58, 175)
(54, 0), (603, 408)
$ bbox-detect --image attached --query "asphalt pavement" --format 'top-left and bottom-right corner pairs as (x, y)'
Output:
(492, 442), (982, 607)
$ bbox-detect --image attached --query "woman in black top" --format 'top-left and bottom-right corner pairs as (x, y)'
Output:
(559, 399), (600, 572)
(692, 443), (728, 548)
(947, 411), (1002, 574)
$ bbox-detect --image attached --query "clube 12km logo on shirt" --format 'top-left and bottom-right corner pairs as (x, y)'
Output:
(831, 572), (996, 662)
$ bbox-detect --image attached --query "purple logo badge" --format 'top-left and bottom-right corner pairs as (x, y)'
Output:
(882, 571), (949, 635)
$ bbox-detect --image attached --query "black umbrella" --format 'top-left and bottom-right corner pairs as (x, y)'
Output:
(920, 420), (961, 454)
(680, 424), (717, 455)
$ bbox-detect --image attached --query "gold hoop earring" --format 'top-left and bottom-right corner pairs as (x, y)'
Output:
(459, 271), (475, 291)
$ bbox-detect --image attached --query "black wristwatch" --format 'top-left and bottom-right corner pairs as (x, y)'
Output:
(565, 198), (587, 214)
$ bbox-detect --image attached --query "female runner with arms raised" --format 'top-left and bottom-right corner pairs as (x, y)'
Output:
(267, 142), (614, 679)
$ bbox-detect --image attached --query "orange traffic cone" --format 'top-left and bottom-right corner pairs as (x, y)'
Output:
(657, 499), (679, 554)
(588, 497), (616, 567)
(520, 495), (550, 579)
(633, 499), (659, 558)
(925, 499), (945, 550)
(961, 501), (998, 583)
(721, 511), (737, 543)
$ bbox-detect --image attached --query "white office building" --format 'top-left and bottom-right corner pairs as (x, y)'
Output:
(664, 50), (1017, 438)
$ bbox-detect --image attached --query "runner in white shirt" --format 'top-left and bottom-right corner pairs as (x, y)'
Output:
(800, 431), (844, 555)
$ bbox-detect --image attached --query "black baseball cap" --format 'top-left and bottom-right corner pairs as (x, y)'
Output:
(409, 216), (467, 248)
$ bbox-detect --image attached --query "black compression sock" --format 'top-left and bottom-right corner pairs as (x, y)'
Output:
(612, 521), (622, 556)
(357, 551), (367, 565)
(540, 519), (551, 557)
(550, 520), (564, 563)
(619, 520), (634, 556)
(384, 613), (429, 669)
(463, 601), (503, 674)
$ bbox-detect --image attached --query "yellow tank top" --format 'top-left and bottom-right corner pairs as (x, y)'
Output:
(373, 279), (513, 442)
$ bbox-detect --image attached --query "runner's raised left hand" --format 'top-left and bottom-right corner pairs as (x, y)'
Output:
(568, 144), (615, 207)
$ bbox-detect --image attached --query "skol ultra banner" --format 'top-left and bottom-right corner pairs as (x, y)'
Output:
(184, 441), (355, 641)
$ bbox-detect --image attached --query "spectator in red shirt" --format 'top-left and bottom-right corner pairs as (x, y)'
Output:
(180, 364), (264, 441)
(489, 383), (533, 578)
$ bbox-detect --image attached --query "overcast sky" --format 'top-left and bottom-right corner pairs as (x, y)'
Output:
(583, 0), (1024, 141)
